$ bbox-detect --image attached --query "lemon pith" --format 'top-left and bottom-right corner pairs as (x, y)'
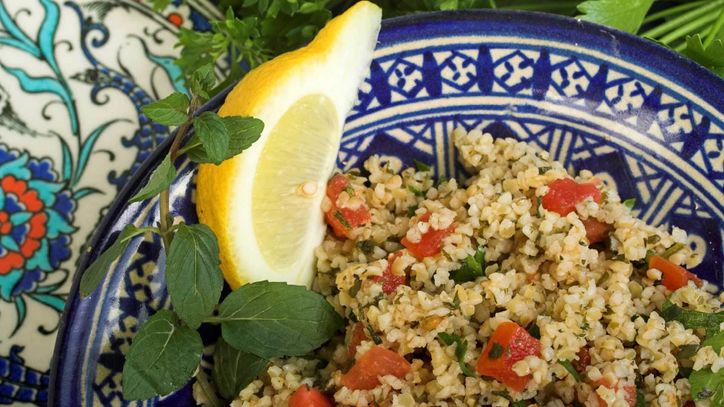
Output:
(196, 1), (381, 289)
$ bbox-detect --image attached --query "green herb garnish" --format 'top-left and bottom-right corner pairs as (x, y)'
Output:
(689, 367), (724, 404)
(661, 299), (724, 336)
(407, 185), (425, 197)
(623, 198), (636, 209)
(558, 360), (582, 382)
(635, 376), (646, 407)
(367, 324), (383, 345)
(413, 159), (432, 172)
(661, 243), (686, 258)
(334, 209), (351, 229)
(437, 332), (476, 377)
(527, 323), (541, 339)
(489, 342), (504, 360)
(450, 247), (486, 283)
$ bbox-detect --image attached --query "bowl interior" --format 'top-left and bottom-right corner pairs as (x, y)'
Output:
(50, 9), (724, 406)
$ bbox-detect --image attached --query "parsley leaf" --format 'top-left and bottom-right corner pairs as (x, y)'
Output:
(130, 154), (176, 203)
(689, 368), (724, 403)
(702, 331), (724, 353)
(166, 224), (223, 329)
(122, 310), (203, 400)
(437, 332), (476, 377)
(558, 360), (582, 382)
(217, 281), (344, 358)
(577, 0), (654, 34)
(188, 64), (217, 101)
(140, 92), (190, 126)
(212, 338), (268, 401)
(684, 34), (724, 78)
(80, 225), (146, 297)
(661, 299), (724, 336)
(450, 247), (485, 283)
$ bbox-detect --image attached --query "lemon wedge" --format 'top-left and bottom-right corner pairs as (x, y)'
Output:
(196, 2), (381, 289)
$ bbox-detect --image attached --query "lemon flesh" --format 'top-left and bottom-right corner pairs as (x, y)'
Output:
(196, 1), (381, 289)
(252, 94), (338, 278)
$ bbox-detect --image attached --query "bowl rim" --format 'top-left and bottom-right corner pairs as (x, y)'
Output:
(48, 8), (724, 405)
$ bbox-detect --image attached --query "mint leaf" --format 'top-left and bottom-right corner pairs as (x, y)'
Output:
(437, 332), (476, 377)
(450, 247), (485, 283)
(186, 116), (263, 164)
(222, 116), (264, 152)
(212, 338), (268, 400)
(122, 310), (203, 400)
(189, 64), (217, 100)
(684, 34), (724, 78)
(194, 112), (229, 165)
(702, 331), (724, 353)
(661, 299), (724, 336)
(577, 0), (654, 34)
(218, 281), (344, 358)
(690, 368), (724, 403)
(141, 92), (190, 126)
(80, 225), (145, 297)
(130, 154), (176, 202)
(166, 224), (223, 329)
(558, 359), (582, 382)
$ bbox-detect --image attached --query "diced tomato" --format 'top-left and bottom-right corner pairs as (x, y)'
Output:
(289, 385), (333, 407)
(572, 346), (591, 374)
(591, 379), (636, 407)
(324, 174), (371, 238)
(341, 346), (411, 390)
(582, 218), (611, 244)
(372, 251), (407, 294)
(649, 255), (703, 290)
(542, 178), (602, 216)
(401, 213), (455, 260)
(348, 322), (368, 357)
(476, 321), (541, 392)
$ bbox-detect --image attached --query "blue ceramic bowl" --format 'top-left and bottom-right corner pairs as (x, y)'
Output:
(50, 9), (724, 406)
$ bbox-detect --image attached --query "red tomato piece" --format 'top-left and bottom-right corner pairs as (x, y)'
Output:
(401, 213), (455, 260)
(348, 322), (368, 357)
(650, 255), (703, 290)
(476, 321), (541, 392)
(341, 346), (411, 390)
(542, 178), (602, 216)
(582, 218), (611, 244)
(372, 251), (407, 294)
(592, 379), (636, 407)
(289, 385), (333, 407)
(324, 174), (371, 238)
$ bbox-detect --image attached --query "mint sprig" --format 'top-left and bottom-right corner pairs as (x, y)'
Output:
(79, 62), (341, 402)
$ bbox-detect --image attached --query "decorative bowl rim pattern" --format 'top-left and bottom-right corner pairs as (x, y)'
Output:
(48, 9), (724, 406)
